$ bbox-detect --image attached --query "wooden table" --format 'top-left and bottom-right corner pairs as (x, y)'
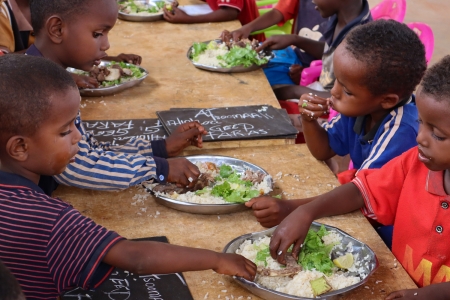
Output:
(54, 144), (416, 299)
(80, 5), (295, 149)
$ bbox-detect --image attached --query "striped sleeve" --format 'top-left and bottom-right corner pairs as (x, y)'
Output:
(53, 113), (164, 190)
(352, 149), (411, 225)
(46, 207), (124, 292)
(322, 114), (349, 156)
(358, 107), (418, 171)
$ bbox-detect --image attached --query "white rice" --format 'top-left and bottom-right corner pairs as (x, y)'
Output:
(195, 43), (229, 67)
(236, 232), (361, 298)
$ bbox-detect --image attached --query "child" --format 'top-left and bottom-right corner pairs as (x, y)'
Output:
(231, 0), (327, 84)
(0, 260), (25, 300)
(162, 0), (263, 40)
(0, 54), (256, 299)
(255, 0), (372, 98)
(0, 0), (33, 54)
(246, 20), (426, 248)
(266, 55), (450, 299)
(28, 0), (206, 196)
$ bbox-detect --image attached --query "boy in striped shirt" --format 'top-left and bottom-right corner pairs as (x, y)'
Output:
(0, 55), (256, 300)
(27, 0), (207, 196)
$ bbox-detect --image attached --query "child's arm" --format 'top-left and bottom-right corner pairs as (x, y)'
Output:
(256, 35), (325, 60)
(231, 9), (285, 41)
(385, 283), (450, 300)
(102, 240), (257, 280)
(269, 182), (364, 264)
(69, 73), (100, 89)
(298, 94), (336, 161)
(163, 6), (238, 24)
(245, 195), (317, 228)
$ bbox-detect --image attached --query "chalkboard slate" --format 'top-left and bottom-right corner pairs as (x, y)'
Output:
(83, 119), (168, 146)
(157, 105), (298, 141)
(61, 236), (193, 300)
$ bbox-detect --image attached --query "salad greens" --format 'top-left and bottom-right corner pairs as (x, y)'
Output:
(119, 0), (165, 14)
(298, 225), (337, 275)
(195, 164), (263, 203)
(191, 41), (269, 68)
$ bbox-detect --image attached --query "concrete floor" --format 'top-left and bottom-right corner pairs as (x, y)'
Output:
(368, 0), (448, 66)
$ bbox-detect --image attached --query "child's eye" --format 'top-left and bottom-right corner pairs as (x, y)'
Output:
(432, 132), (446, 141)
(60, 130), (72, 137)
(93, 32), (103, 38)
(343, 90), (352, 96)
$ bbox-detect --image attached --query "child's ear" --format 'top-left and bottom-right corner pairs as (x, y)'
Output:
(46, 16), (64, 44)
(380, 94), (400, 110)
(6, 136), (29, 162)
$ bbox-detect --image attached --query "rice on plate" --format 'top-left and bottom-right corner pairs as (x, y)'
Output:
(232, 224), (377, 299)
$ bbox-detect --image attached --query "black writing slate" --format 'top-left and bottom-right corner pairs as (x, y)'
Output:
(157, 105), (298, 141)
(61, 236), (193, 300)
(83, 119), (168, 146)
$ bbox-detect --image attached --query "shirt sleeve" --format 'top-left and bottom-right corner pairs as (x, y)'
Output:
(0, 1), (14, 53)
(322, 114), (350, 156)
(358, 108), (418, 170)
(352, 149), (412, 224)
(216, 0), (243, 12)
(47, 206), (125, 292)
(274, 0), (297, 24)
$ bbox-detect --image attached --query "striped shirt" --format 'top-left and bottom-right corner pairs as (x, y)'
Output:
(0, 170), (124, 299)
(25, 45), (169, 195)
(322, 96), (418, 173)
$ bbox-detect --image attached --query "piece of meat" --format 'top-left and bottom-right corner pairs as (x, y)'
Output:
(257, 255), (302, 277)
(152, 183), (188, 194)
(241, 170), (266, 184)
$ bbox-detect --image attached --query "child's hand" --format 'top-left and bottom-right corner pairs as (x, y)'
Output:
(214, 253), (257, 281)
(231, 27), (251, 41)
(255, 35), (296, 52)
(269, 207), (312, 264)
(298, 93), (330, 122)
(385, 284), (450, 299)
(167, 157), (200, 188)
(107, 53), (142, 65)
(70, 73), (100, 89)
(163, 6), (190, 23)
(165, 121), (207, 157)
(245, 196), (293, 228)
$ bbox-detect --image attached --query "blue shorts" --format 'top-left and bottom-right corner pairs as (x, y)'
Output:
(263, 47), (302, 86)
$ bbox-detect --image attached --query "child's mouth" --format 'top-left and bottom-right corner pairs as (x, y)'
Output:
(418, 148), (431, 163)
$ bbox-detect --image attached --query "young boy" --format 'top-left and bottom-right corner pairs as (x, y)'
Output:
(267, 55), (450, 299)
(0, 260), (25, 300)
(162, 0), (263, 40)
(246, 20), (426, 248)
(255, 0), (372, 98)
(28, 0), (206, 196)
(231, 0), (327, 85)
(0, 54), (256, 299)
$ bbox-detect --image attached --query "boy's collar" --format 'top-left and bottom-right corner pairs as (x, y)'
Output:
(0, 170), (45, 194)
(426, 170), (447, 196)
(25, 44), (43, 57)
(353, 95), (413, 142)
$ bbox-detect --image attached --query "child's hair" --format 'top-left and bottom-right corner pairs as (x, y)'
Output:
(344, 19), (427, 100)
(420, 55), (450, 101)
(0, 55), (76, 143)
(0, 260), (25, 300)
(30, 0), (91, 35)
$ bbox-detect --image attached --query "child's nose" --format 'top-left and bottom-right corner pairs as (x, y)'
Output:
(73, 128), (82, 144)
(330, 80), (339, 98)
(416, 129), (428, 147)
(100, 38), (110, 52)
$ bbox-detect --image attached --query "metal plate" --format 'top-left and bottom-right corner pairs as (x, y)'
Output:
(147, 155), (272, 214)
(67, 61), (148, 97)
(118, 0), (165, 22)
(187, 40), (273, 73)
(223, 222), (379, 300)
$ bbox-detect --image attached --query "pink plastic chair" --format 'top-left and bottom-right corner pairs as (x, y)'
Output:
(407, 22), (434, 64)
(370, 0), (406, 22)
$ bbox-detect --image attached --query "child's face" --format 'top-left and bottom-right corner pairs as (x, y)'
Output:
(25, 88), (82, 176)
(416, 89), (450, 171)
(329, 42), (383, 117)
(60, 0), (118, 71)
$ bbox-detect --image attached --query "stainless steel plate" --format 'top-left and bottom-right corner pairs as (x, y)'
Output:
(67, 61), (148, 97)
(223, 222), (379, 300)
(147, 155), (272, 214)
(118, 0), (165, 22)
(187, 40), (273, 73)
